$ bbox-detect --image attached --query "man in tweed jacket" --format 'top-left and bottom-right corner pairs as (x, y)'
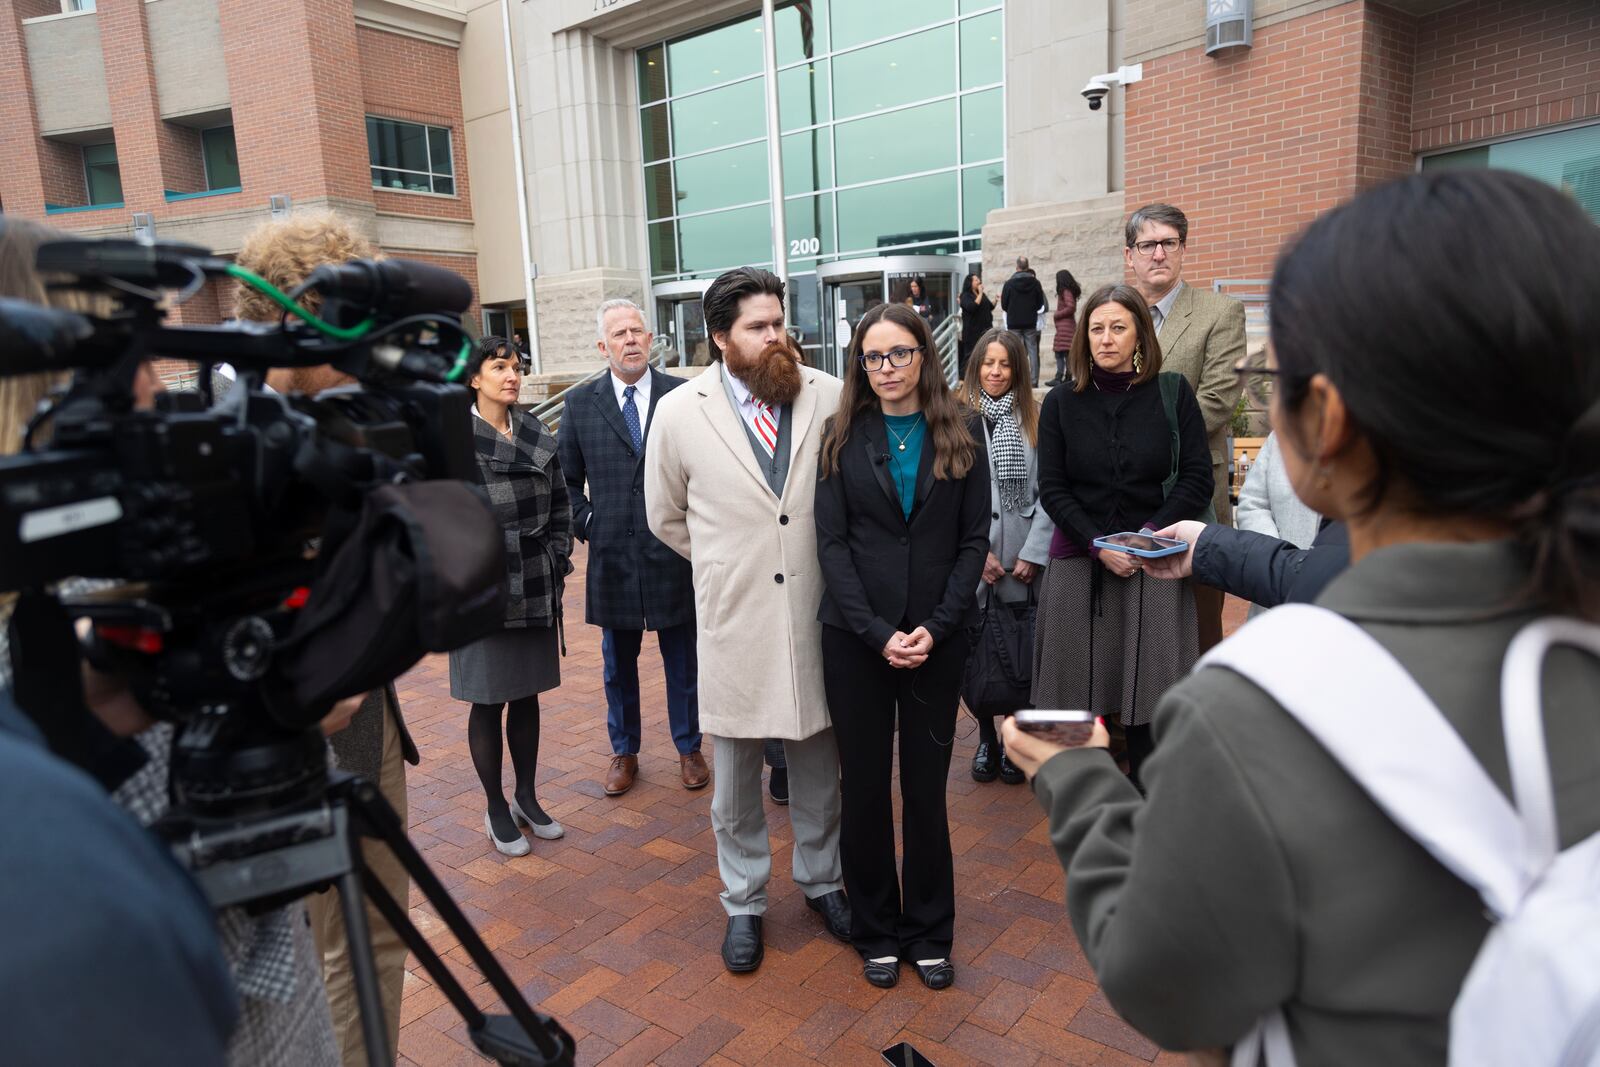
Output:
(558, 299), (705, 796)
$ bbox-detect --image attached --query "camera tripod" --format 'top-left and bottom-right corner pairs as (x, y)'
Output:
(164, 769), (575, 1067)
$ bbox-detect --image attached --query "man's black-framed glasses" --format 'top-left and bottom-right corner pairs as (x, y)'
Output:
(1130, 237), (1183, 257)
(1234, 350), (1281, 409)
(860, 345), (923, 372)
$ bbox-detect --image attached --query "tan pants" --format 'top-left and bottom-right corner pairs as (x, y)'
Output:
(307, 707), (409, 1067)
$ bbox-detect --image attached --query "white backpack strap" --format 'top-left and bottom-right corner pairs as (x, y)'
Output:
(1500, 617), (1600, 865)
(1199, 604), (1530, 918)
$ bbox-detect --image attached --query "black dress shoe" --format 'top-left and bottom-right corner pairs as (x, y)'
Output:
(971, 740), (999, 782)
(914, 959), (955, 990)
(768, 766), (789, 805)
(721, 915), (763, 973)
(863, 958), (900, 988)
(999, 750), (1026, 785)
(805, 889), (851, 941)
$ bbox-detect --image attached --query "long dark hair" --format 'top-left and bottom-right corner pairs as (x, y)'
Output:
(1068, 284), (1162, 392)
(1055, 269), (1081, 300)
(958, 328), (1039, 446)
(820, 302), (976, 480)
(1271, 170), (1600, 619)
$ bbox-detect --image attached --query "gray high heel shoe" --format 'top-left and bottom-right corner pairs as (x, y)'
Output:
(510, 797), (564, 840)
(483, 812), (531, 857)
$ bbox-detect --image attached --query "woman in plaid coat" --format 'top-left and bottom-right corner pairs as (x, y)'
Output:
(449, 336), (573, 857)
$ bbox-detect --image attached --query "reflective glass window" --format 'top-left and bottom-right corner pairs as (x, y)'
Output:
(670, 78), (765, 156)
(644, 162), (675, 220)
(830, 0), (953, 52)
(788, 271), (822, 349)
(678, 202), (772, 273)
(962, 163), (1003, 234)
(960, 0), (998, 11)
(959, 12), (1002, 88)
(784, 193), (835, 262)
(960, 88), (1001, 162)
(672, 142), (768, 216)
(637, 43), (667, 104)
(649, 221), (679, 277)
(833, 98), (956, 187)
(640, 104), (670, 163)
(367, 117), (453, 194)
(1420, 123), (1600, 223)
(202, 126), (240, 189)
(831, 25), (955, 121)
(782, 129), (832, 194)
(667, 16), (762, 97)
(82, 141), (122, 205)
(775, 0), (828, 65)
(837, 170), (957, 253)
(779, 60), (829, 131)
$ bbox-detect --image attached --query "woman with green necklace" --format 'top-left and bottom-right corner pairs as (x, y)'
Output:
(815, 302), (991, 991)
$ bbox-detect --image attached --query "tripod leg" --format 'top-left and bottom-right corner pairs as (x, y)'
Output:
(336, 867), (393, 1067)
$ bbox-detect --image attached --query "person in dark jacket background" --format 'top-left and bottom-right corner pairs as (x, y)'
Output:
(1148, 517), (1349, 608)
(559, 299), (706, 797)
(957, 272), (994, 378)
(815, 301), (990, 992)
(1000, 256), (1047, 387)
(1050, 269), (1080, 387)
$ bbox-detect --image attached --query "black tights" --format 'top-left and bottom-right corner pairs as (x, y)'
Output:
(977, 713), (999, 746)
(469, 696), (548, 838)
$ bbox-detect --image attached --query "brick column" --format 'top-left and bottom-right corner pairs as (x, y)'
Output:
(97, 0), (199, 209)
(0, 2), (51, 215)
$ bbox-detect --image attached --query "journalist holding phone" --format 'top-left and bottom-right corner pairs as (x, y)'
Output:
(815, 302), (990, 991)
(1032, 284), (1211, 788)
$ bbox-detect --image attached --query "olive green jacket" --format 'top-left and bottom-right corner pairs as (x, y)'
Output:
(1032, 540), (1600, 1066)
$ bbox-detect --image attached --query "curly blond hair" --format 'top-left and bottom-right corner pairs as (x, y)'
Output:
(234, 211), (376, 323)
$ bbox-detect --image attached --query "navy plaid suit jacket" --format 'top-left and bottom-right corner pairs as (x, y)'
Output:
(558, 367), (695, 631)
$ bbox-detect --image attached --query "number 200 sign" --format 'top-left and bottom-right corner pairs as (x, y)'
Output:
(788, 237), (821, 256)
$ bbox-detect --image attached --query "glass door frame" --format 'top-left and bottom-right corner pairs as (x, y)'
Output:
(817, 254), (969, 379)
(651, 279), (713, 368)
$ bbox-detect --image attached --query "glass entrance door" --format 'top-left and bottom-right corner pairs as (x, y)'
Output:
(820, 275), (882, 378)
(817, 254), (969, 380)
(652, 280), (712, 367)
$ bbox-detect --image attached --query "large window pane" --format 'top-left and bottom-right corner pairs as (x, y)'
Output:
(788, 271), (822, 349)
(832, 26), (955, 121)
(779, 60), (829, 132)
(670, 78), (765, 156)
(644, 163), (674, 220)
(678, 203), (773, 274)
(673, 141), (768, 216)
(959, 11), (1002, 88)
(775, 0), (827, 65)
(961, 88), (1001, 162)
(667, 15), (762, 96)
(428, 127), (453, 175)
(649, 221), (679, 277)
(785, 193), (835, 261)
(960, 0), (998, 11)
(837, 171), (957, 253)
(202, 126), (240, 189)
(782, 129), (832, 193)
(640, 104), (671, 163)
(637, 42), (667, 104)
(830, 0), (953, 52)
(368, 118), (429, 172)
(83, 142), (122, 205)
(1420, 123), (1600, 224)
(834, 98), (956, 186)
(962, 163), (1003, 234)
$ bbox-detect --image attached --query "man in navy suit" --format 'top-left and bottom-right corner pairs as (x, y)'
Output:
(558, 299), (706, 795)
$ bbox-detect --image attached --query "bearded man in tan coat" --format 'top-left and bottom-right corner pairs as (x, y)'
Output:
(645, 266), (851, 974)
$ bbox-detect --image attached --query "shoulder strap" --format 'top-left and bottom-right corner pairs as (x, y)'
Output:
(1158, 373), (1181, 498)
(1199, 604), (1532, 917)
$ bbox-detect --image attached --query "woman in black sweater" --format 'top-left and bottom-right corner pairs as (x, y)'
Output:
(1031, 285), (1211, 787)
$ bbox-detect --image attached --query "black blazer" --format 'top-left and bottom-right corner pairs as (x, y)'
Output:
(557, 367), (694, 631)
(815, 412), (991, 652)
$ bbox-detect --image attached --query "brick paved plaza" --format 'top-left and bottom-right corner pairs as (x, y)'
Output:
(391, 543), (1247, 1066)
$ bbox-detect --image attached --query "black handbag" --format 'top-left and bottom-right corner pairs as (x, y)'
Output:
(962, 581), (1037, 716)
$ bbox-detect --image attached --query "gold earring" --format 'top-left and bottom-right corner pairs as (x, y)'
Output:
(1133, 348), (1143, 374)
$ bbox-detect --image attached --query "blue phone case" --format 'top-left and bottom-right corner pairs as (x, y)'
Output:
(1092, 533), (1189, 558)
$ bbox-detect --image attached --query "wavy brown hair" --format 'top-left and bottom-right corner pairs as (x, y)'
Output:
(235, 211), (376, 323)
(820, 302), (976, 480)
(1069, 284), (1162, 392)
(958, 327), (1039, 446)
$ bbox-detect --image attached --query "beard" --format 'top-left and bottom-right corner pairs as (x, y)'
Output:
(724, 336), (804, 407)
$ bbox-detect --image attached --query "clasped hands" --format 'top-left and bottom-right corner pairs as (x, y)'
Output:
(882, 626), (933, 669)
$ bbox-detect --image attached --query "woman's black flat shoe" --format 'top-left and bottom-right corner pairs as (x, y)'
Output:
(999, 751), (1026, 785)
(915, 959), (955, 990)
(971, 740), (999, 782)
(863, 959), (900, 988)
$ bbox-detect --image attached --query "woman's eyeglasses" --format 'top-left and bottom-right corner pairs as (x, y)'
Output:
(859, 345), (923, 371)
(1233, 351), (1280, 409)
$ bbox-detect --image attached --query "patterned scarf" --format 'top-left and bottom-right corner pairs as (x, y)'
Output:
(979, 390), (1028, 512)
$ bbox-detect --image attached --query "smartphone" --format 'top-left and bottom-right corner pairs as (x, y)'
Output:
(1092, 531), (1189, 558)
(1012, 709), (1097, 746)
(882, 1041), (937, 1067)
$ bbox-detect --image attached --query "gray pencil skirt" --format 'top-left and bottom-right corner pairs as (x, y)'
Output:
(1031, 556), (1198, 726)
(448, 624), (560, 705)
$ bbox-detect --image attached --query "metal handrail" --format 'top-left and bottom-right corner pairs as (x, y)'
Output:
(526, 336), (671, 430)
(933, 313), (960, 387)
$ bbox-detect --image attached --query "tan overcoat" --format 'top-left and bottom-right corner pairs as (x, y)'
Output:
(644, 362), (842, 740)
(1156, 283), (1247, 524)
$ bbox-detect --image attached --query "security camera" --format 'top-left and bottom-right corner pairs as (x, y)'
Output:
(1081, 64), (1143, 111)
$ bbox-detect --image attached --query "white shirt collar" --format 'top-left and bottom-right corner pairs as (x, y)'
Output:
(610, 368), (651, 411)
(723, 366), (759, 410)
(1150, 281), (1184, 329)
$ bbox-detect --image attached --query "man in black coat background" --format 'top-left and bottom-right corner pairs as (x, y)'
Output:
(558, 299), (706, 796)
(999, 255), (1048, 387)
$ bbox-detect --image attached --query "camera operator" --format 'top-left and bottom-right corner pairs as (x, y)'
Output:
(232, 211), (421, 1067)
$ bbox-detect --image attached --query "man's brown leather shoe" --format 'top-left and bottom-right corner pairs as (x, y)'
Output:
(604, 754), (638, 796)
(680, 750), (710, 790)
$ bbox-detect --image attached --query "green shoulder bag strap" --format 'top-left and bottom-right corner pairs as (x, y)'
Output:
(1158, 372), (1219, 525)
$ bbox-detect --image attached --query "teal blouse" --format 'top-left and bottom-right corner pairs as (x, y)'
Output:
(883, 412), (925, 520)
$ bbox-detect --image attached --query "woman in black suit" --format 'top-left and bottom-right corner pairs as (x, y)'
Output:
(815, 302), (991, 991)
(957, 272), (994, 378)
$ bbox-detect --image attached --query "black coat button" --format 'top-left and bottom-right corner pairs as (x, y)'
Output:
(774, 573), (784, 584)
(633, 487), (640, 495)
(899, 536), (908, 545)
(626, 529), (634, 536)
(992, 512), (1000, 520)
(779, 514), (789, 525)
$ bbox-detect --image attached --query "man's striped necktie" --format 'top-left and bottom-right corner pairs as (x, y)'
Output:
(754, 400), (779, 458)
